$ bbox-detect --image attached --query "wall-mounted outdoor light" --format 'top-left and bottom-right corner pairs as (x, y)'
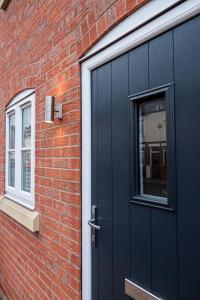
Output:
(45, 96), (62, 123)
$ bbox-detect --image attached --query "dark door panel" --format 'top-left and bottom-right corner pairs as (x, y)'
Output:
(130, 205), (151, 290)
(92, 63), (113, 300)
(112, 54), (130, 300)
(91, 15), (200, 300)
(151, 210), (177, 300)
(148, 31), (178, 300)
(91, 69), (99, 300)
(174, 15), (200, 300)
(129, 43), (152, 292)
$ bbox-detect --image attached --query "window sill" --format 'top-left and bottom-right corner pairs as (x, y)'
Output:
(0, 196), (39, 232)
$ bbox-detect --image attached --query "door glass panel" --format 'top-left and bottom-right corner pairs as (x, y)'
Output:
(139, 98), (167, 199)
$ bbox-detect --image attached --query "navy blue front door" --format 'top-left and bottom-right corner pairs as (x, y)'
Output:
(91, 15), (200, 300)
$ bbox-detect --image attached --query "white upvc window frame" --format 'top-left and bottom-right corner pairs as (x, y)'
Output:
(5, 90), (35, 210)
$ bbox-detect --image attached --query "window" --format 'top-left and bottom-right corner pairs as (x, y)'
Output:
(139, 99), (167, 200)
(5, 90), (35, 209)
(130, 85), (175, 209)
(8, 113), (15, 187)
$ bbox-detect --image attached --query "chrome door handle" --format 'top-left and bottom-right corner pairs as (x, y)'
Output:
(88, 218), (101, 231)
(89, 205), (100, 247)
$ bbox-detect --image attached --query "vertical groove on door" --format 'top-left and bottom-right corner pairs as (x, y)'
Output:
(91, 70), (99, 300)
(149, 31), (178, 300)
(111, 54), (130, 300)
(172, 29), (180, 300)
(97, 63), (113, 300)
(129, 44), (152, 291)
(174, 15), (200, 300)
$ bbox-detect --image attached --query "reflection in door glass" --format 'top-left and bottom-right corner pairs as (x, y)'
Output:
(139, 98), (167, 199)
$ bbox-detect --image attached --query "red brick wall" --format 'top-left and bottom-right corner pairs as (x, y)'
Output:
(0, 0), (148, 299)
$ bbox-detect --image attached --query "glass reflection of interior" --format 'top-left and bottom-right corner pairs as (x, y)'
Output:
(22, 106), (31, 148)
(139, 98), (167, 199)
(8, 151), (15, 187)
(22, 106), (31, 193)
(8, 114), (15, 187)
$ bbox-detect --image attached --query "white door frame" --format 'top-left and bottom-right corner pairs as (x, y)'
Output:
(81, 1), (200, 299)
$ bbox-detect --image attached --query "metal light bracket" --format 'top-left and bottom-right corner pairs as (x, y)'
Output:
(45, 96), (62, 123)
(55, 103), (62, 120)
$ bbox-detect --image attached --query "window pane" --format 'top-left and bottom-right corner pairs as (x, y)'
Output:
(9, 114), (15, 149)
(8, 151), (15, 187)
(139, 98), (167, 198)
(22, 150), (31, 192)
(22, 106), (31, 148)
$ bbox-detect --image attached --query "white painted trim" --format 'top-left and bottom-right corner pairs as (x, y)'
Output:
(5, 91), (35, 210)
(81, 1), (200, 300)
(6, 89), (35, 108)
(85, 0), (181, 59)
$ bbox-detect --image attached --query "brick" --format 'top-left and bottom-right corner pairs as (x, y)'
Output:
(89, 24), (98, 44)
(95, 0), (106, 18)
(126, 0), (137, 13)
(97, 14), (107, 36)
(82, 32), (90, 51)
(116, 0), (126, 20)
(106, 4), (116, 28)
(81, 17), (89, 36)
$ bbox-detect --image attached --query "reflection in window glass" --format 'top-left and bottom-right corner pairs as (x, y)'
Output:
(22, 150), (31, 192)
(22, 105), (31, 193)
(139, 98), (167, 198)
(9, 114), (15, 149)
(22, 106), (31, 148)
(8, 114), (15, 187)
(8, 151), (15, 187)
